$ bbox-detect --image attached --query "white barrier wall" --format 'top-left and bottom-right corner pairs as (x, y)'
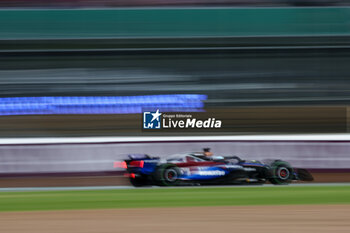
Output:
(0, 134), (349, 174)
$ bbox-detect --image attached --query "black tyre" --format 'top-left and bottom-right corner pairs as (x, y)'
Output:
(269, 161), (294, 185)
(154, 164), (181, 186)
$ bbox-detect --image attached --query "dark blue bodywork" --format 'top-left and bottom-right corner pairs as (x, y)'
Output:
(121, 153), (310, 186)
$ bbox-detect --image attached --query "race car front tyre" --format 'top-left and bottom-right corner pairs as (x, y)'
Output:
(268, 161), (294, 185)
(154, 164), (181, 186)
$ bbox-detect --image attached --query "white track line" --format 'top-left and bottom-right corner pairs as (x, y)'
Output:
(2, 133), (350, 145)
(0, 183), (350, 192)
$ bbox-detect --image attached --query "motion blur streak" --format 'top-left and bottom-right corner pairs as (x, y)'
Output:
(0, 3), (348, 233)
(0, 7), (348, 135)
(0, 4), (348, 185)
(0, 0), (346, 7)
(0, 95), (206, 115)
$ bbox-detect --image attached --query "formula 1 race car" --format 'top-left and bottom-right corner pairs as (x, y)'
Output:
(115, 152), (313, 187)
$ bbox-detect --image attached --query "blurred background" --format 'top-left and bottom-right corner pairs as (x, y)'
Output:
(0, 2), (349, 137)
(0, 1), (350, 186)
(0, 0), (347, 7)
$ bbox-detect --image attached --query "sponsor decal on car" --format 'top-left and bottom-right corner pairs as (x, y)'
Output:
(196, 170), (226, 176)
(222, 165), (243, 169)
(243, 167), (257, 171)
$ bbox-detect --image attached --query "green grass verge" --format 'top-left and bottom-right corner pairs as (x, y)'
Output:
(0, 186), (350, 212)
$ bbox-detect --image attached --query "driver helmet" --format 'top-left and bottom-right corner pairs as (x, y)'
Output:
(203, 148), (213, 157)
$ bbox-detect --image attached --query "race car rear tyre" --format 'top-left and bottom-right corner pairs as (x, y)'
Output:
(268, 161), (294, 185)
(154, 164), (181, 186)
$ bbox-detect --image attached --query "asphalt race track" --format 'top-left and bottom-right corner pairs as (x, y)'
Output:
(1, 171), (350, 188)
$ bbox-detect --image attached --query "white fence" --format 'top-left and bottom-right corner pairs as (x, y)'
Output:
(0, 134), (349, 174)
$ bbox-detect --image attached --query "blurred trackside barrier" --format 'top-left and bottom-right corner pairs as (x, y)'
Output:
(1, 134), (350, 176)
(0, 7), (349, 40)
(0, 106), (346, 137)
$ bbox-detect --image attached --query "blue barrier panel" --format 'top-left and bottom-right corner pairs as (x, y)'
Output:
(0, 95), (207, 115)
